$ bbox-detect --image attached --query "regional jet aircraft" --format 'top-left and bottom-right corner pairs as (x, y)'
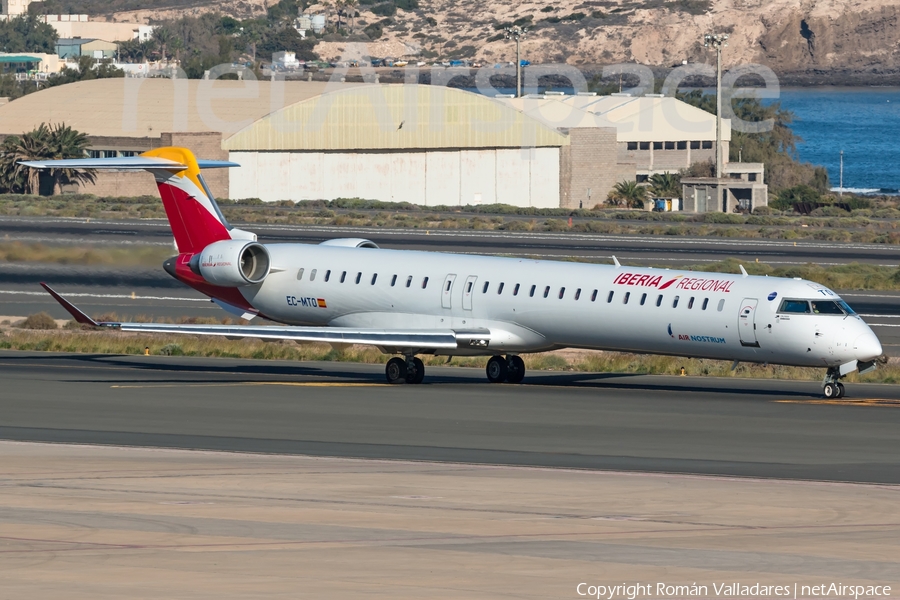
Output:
(26, 147), (884, 398)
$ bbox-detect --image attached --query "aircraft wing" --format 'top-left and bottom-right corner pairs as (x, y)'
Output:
(41, 284), (490, 350)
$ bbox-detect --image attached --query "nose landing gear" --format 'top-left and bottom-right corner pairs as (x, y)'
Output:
(385, 356), (426, 384)
(822, 367), (846, 399)
(486, 355), (526, 383)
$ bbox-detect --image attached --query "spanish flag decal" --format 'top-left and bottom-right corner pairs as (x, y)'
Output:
(317, 298), (327, 308)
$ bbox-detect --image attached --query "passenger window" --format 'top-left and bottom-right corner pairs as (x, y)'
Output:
(688, 297), (694, 309)
(466, 281), (473, 293)
(623, 292), (630, 304)
(640, 293), (647, 306)
(702, 298), (708, 310)
(779, 299), (811, 314)
(325, 270), (331, 282)
(717, 299), (725, 311)
(340, 271), (347, 283)
(297, 268), (304, 280)
(483, 282), (489, 294)
(422, 277), (429, 289)
(371, 273), (377, 285)
(310, 269), (317, 281)
(355, 272), (362, 284)
(513, 284), (520, 296)
(559, 287), (565, 299)
(591, 289), (598, 302)
(498, 283), (504, 294)
(656, 294), (663, 307)
(530, 285), (536, 297)
(543, 286), (550, 298)
(575, 288), (581, 300)
(672, 296), (679, 308)
(406, 276), (413, 288)
(607, 291), (614, 303)
(445, 280), (452, 292)
(391, 274), (397, 287)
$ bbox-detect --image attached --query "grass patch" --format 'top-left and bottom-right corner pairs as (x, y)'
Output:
(0, 241), (175, 267)
(1, 328), (896, 384)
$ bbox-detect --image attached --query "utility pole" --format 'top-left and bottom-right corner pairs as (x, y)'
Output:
(704, 33), (728, 179)
(504, 25), (527, 97)
(839, 150), (844, 197)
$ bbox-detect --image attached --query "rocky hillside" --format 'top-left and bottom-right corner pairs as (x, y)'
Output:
(103, 0), (900, 84)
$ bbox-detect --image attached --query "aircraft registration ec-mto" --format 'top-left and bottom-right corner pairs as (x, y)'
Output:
(26, 147), (885, 398)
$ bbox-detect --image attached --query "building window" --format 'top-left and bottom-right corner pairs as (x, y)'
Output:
(639, 142), (650, 150)
(87, 150), (101, 158)
(391, 274), (397, 286)
(543, 286), (550, 298)
(627, 142), (638, 150)
(324, 270), (331, 282)
(672, 295), (680, 308)
(120, 150), (136, 157)
(513, 283), (520, 296)
(664, 141), (675, 150)
(422, 277), (429, 289)
(702, 141), (713, 149)
(574, 288), (581, 300)
(607, 291), (614, 303)
(406, 276), (413, 288)
(653, 142), (663, 150)
(340, 271), (347, 283)
(498, 282), (504, 294)
(748, 173), (757, 182)
(355, 272), (362, 284)
(310, 269), (317, 281)
(640, 293), (647, 305)
(690, 141), (701, 150)
(101, 150), (117, 158)
(677, 141), (687, 150)
(591, 289), (598, 302)
(702, 298), (709, 310)
(730, 173), (741, 179)
(636, 174), (649, 183)
(559, 287), (565, 299)
(297, 268), (304, 280)
(717, 299), (725, 311)
(483, 281), (489, 293)
(371, 273), (377, 285)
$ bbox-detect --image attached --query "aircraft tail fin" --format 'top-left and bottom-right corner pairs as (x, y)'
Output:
(21, 147), (249, 254)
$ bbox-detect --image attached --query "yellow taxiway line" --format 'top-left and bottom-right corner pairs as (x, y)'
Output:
(775, 398), (900, 407)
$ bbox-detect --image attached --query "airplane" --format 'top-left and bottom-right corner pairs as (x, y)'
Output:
(25, 147), (884, 398)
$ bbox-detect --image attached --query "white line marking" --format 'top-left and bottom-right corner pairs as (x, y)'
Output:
(0, 290), (207, 302)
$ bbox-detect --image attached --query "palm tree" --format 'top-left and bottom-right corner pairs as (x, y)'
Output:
(345, 0), (359, 32)
(0, 123), (95, 195)
(606, 180), (648, 209)
(649, 172), (681, 198)
(45, 123), (96, 195)
(152, 27), (174, 61)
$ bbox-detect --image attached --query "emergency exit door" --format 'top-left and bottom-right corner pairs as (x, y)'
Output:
(739, 298), (760, 347)
(462, 275), (477, 310)
(442, 274), (456, 309)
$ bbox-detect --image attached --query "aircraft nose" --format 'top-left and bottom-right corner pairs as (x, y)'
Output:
(854, 329), (883, 362)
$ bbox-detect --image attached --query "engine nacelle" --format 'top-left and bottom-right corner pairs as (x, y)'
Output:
(189, 240), (270, 287)
(319, 238), (379, 249)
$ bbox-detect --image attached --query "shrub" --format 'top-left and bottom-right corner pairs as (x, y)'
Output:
(371, 2), (397, 16)
(751, 205), (772, 215)
(159, 343), (184, 356)
(16, 312), (58, 330)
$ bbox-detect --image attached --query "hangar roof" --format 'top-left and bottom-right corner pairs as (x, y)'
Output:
(0, 78), (367, 139)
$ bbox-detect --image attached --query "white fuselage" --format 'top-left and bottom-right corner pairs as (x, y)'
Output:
(237, 244), (882, 368)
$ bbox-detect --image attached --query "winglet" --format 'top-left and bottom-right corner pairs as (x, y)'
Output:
(612, 255), (621, 268)
(739, 265), (749, 277)
(40, 283), (100, 326)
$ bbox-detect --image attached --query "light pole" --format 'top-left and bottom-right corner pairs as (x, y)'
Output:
(839, 150), (844, 197)
(704, 33), (728, 179)
(504, 25), (527, 97)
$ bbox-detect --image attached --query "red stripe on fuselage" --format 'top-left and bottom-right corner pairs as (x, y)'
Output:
(157, 181), (230, 254)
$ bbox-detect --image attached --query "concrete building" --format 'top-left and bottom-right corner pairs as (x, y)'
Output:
(0, 52), (61, 75)
(44, 17), (154, 43)
(682, 163), (768, 214)
(56, 38), (118, 60)
(1, 0), (31, 16)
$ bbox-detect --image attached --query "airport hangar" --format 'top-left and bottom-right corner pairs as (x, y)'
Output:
(0, 78), (752, 210)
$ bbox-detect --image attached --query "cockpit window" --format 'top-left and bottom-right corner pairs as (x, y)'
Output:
(779, 299), (810, 314)
(811, 300), (845, 315)
(837, 300), (856, 315)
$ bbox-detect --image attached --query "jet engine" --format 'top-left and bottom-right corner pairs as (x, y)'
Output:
(189, 240), (270, 287)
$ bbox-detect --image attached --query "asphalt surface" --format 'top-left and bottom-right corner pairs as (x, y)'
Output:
(2, 352), (900, 484)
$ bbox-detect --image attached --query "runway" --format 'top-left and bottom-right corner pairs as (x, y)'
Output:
(2, 351), (900, 484)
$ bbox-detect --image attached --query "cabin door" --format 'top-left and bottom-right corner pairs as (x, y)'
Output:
(739, 298), (760, 347)
(441, 274), (456, 309)
(462, 275), (478, 311)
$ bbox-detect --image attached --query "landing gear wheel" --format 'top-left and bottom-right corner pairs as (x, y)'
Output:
(836, 382), (845, 398)
(486, 355), (508, 383)
(506, 355), (526, 384)
(385, 357), (407, 384)
(823, 383), (838, 399)
(406, 357), (425, 384)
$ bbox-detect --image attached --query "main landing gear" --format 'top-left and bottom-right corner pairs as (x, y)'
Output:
(385, 356), (425, 384)
(822, 367), (846, 399)
(486, 355), (526, 384)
